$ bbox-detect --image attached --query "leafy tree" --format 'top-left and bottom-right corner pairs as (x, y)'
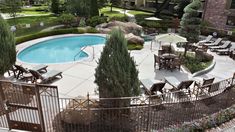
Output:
(58, 13), (75, 27)
(95, 28), (140, 101)
(66, 0), (90, 17)
(154, 0), (171, 17)
(180, 0), (202, 56)
(0, 0), (22, 24)
(174, 0), (191, 18)
(109, 0), (121, 12)
(51, 0), (59, 14)
(97, 0), (108, 9)
(0, 15), (16, 76)
(90, 0), (99, 17)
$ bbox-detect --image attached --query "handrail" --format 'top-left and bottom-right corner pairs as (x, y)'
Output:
(73, 46), (88, 61)
(73, 46), (95, 61)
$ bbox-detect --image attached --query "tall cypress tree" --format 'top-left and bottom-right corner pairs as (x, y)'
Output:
(95, 29), (140, 100)
(180, 0), (202, 56)
(0, 15), (16, 75)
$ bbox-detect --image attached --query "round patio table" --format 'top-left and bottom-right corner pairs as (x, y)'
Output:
(160, 53), (178, 70)
(160, 53), (177, 59)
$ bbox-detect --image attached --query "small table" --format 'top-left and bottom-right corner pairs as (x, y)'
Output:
(160, 54), (178, 69)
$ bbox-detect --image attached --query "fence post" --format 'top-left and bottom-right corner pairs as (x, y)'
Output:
(146, 94), (151, 132)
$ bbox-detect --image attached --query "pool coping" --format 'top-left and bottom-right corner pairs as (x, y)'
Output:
(16, 33), (107, 65)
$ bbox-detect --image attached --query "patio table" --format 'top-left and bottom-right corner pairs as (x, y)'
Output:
(160, 53), (178, 70)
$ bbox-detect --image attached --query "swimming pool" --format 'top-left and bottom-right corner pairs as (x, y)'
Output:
(17, 35), (106, 64)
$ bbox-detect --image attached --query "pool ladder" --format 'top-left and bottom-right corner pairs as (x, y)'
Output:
(73, 46), (95, 61)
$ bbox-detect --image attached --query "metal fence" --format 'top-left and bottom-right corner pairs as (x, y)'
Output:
(0, 77), (235, 132)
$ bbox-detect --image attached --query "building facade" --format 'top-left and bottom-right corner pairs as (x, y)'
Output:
(203, 0), (235, 29)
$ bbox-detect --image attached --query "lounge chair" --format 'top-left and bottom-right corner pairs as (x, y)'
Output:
(216, 47), (235, 55)
(29, 69), (62, 84)
(198, 35), (213, 44)
(164, 77), (194, 95)
(14, 64), (48, 79)
(210, 41), (231, 51)
(203, 38), (222, 47)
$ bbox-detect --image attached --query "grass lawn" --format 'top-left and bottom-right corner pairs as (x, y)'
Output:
(18, 11), (52, 15)
(128, 10), (153, 16)
(100, 7), (124, 18)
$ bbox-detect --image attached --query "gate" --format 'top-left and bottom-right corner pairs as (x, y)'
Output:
(0, 80), (60, 132)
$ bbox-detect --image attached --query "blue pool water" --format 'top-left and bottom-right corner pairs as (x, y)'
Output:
(18, 35), (106, 64)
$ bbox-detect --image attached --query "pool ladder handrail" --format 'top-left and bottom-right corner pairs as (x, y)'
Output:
(73, 46), (95, 61)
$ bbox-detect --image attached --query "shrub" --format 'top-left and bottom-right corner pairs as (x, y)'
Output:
(15, 27), (99, 44)
(87, 16), (107, 27)
(109, 16), (129, 22)
(79, 18), (86, 27)
(58, 13), (76, 27)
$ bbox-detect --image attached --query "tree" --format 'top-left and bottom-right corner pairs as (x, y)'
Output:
(0, 0), (22, 24)
(180, 0), (202, 56)
(97, 0), (108, 9)
(95, 28), (140, 102)
(0, 15), (16, 76)
(67, 0), (90, 17)
(89, 0), (99, 17)
(109, 0), (121, 12)
(51, 0), (59, 14)
(154, 0), (171, 17)
(174, 0), (191, 18)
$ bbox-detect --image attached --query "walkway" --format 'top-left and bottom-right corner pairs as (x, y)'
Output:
(114, 9), (136, 22)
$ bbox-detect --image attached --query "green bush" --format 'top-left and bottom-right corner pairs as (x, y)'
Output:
(109, 16), (129, 22)
(87, 16), (107, 27)
(127, 44), (143, 50)
(16, 27), (99, 44)
(58, 13), (76, 27)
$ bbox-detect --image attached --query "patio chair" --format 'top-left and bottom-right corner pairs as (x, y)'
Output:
(203, 38), (222, 47)
(14, 64), (48, 79)
(198, 35), (213, 44)
(7, 65), (17, 78)
(29, 69), (62, 84)
(194, 77), (215, 96)
(169, 58), (181, 71)
(150, 82), (166, 95)
(210, 41), (231, 51)
(154, 54), (164, 69)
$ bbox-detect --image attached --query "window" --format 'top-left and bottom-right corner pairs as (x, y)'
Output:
(230, 0), (235, 9)
(227, 16), (235, 26)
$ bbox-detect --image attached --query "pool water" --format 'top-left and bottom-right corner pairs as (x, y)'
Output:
(18, 35), (106, 64)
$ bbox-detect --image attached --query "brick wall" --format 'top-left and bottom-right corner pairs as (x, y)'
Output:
(203, 0), (228, 29)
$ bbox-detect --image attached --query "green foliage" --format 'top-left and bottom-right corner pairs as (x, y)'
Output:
(58, 13), (75, 27)
(87, 16), (107, 27)
(174, 0), (191, 18)
(180, 0), (202, 43)
(95, 29), (140, 99)
(90, 0), (99, 17)
(79, 18), (86, 27)
(51, 0), (59, 14)
(66, 0), (90, 17)
(0, 0), (22, 23)
(183, 53), (212, 74)
(15, 27), (98, 44)
(0, 16), (16, 75)
(109, 16), (129, 22)
(127, 44), (143, 50)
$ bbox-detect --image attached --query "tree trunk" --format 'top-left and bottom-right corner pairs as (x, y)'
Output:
(110, 3), (113, 12)
(184, 42), (188, 57)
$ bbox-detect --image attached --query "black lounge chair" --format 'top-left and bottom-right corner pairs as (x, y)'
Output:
(14, 64), (48, 79)
(203, 38), (222, 47)
(210, 41), (231, 51)
(194, 77), (215, 96)
(29, 69), (62, 84)
(140, 79), (166, 95)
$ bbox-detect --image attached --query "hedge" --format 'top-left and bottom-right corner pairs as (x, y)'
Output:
(15, 27), (99, 44)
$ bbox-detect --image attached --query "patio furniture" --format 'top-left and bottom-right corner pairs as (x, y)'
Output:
(7, 65), (17, 78)
(169, 58), (181, 71)
(164, 77), (194, 95)
(198, 35), (213, 44)
(14, 64), (48, 80)
(29, 69), (62, 84)
(160, 53), (178, 70)
(154, 54), (164, 69)
(140, 79), (166, 95)
(229, 49), (235, 60)
(210, 41), (231, 51)
(203, 38), (222, 47)
(216, 47), (235, 55)
(194, 77), (215, 96)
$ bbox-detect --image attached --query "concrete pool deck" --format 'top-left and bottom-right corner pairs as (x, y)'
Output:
(13, 34), (235, 98)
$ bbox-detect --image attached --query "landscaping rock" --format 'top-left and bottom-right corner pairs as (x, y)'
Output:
(96, 21), (143, 36)
(195, 49), (214, 62)
(125, 33), (144, 45)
